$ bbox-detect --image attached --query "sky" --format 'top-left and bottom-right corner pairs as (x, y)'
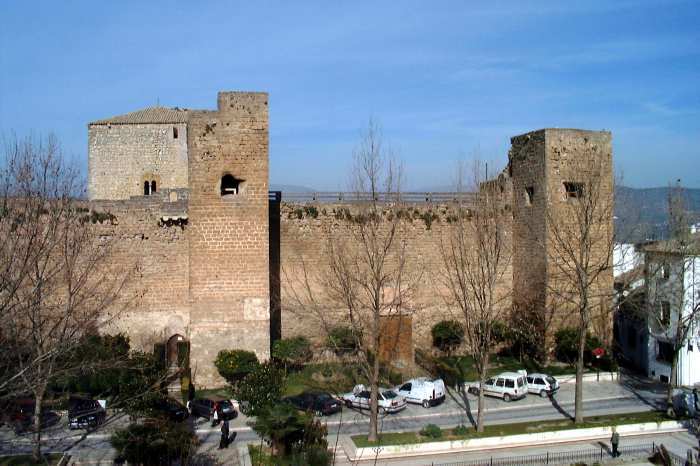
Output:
(1, 0), (698, 190)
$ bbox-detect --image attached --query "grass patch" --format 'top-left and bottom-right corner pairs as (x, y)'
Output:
(284, 362), (405, 397)
(0, 454), (63, 466)
(194, 387), (233, 399)
(249, 445), (276, 466)
(352, 410), (672, 447)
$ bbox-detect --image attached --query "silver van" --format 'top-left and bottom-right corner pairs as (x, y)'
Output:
(468, 372), (528, 401)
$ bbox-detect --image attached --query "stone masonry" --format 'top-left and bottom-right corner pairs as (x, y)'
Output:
(88, 94), (613, 385)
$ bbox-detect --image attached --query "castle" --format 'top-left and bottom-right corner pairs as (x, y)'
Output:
(88, 91), (613, 386)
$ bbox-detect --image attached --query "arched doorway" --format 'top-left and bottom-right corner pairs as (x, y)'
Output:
(166, 334), (186, 368)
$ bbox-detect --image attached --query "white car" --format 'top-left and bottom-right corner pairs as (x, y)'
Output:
(395, 377), (446, 408)
(467, 372), (528, 402)
(526, 373), (560, 397)
(341, 385), (407, 414)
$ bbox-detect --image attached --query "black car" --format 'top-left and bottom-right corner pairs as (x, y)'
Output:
(151, 397), (189, 422)
(283, 391), (342, 416)
(68, 396), (106, 430)
(188, 397), (237, 421)
(8, 399), (61, 434)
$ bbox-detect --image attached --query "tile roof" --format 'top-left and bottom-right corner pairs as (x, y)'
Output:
(90, 106), (188, 125)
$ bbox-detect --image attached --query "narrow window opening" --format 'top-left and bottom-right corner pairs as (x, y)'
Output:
(661, 263), (670, 280)
(657, 341), (673, 364)
(660, 301), (671, 326)
(173, 127), (178, 139)
(525, 187), (534, 206)
(151, 180), (157, 193)
(221, 174), (244, 196)
(563, 182), (584, 199)
(144, 181), (150, 196)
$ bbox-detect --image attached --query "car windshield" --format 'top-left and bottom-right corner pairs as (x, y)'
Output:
(316, 394), (332, 401)
(218, 401), (232, 408)
(517, 377), (525, 387)
(382, 390), (398, 399)
(546, 376), (556, 384)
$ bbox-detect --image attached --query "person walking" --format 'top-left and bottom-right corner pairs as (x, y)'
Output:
(220, 419), (230, 449)
(211, 404), (219, 427)
(611, 427), (620, 458)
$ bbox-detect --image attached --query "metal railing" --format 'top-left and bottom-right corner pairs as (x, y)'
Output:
(433, 442), (658, 466)
(274, 191), (476, 204)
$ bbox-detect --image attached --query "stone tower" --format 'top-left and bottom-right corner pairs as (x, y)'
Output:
(187, 92), (271, 384)
(510, 129), (614, 349)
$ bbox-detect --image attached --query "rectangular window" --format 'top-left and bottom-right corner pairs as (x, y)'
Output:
(660, 263), (670, 280)
(173, 127), (179, 139)
(563, 182), (584, 199)
(657, 341), (673, 364)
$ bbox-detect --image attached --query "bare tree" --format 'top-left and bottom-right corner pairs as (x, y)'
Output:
(645, 183), (700, 410)
(542, 158), (615, 424)
(283, 120), (420, 442)
(437, 160), (511, 433)
(0, 135), (135, 460)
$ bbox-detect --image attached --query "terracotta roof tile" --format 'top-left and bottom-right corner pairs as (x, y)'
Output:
(90, 107), (188, 125)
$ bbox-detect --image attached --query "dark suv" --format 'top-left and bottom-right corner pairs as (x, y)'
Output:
(189, 396), (237, 421)
(68, 396), (106, 430)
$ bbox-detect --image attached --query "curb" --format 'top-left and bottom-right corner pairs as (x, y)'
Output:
(343, 420), (687, 461)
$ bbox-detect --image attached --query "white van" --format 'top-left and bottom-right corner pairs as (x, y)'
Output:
(467, 372), (527, 401)
(526, 373), (560, 397)
(395, 378), (446, 408)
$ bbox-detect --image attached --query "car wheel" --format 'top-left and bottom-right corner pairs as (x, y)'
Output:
(503, 393), (511, 402)
(345, 400), (353, 408)
(379, 407), (386, 415)
(468, 387), (479, 396)
(540, 390), (547, 398)
(422, 400), (431, 409)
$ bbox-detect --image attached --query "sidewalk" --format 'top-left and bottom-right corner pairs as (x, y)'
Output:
(331, 431), (699, 465)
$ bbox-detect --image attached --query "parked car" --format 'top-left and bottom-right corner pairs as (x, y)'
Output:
(282, 391), (342, 416)
(188, 396), (237, 421)
(671, 387), (699, 418)
(395, 377), (446, 408)
(341, 385), (407, 414)
(8, 399), (61, 434)
(467, 372), (528, 401)
(526, 373), (560, 397)
(150, 397), (189, 422)
(68, 396), (106, 430)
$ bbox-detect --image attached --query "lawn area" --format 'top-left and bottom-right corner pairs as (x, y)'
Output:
(194, 387), (234, 399)
(352, 410), (671, 447)
(0, 454), (63, 466)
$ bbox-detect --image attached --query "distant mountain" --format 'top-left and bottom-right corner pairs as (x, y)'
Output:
(615, 186), (700, 242)
(270, 184), (315, 193)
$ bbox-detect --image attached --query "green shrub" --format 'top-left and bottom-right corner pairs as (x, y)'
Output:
(327, 326), (359, 355)
(232, 361), (285, 416)
(431, 320), (464, 354)
(111, 419), (197, 464)
(453, 424), (469, 435)
(272, 336), (313, 367)
(419, 424), (442, 439)
(554, 328), (607, 364)
(214, 349), (260, 385)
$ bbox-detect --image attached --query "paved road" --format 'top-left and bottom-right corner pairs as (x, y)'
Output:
(0, 374), (672, 464)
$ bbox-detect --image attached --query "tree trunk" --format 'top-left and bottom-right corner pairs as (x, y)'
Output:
(32, 385), (45, 462)
(574, 325), (586, 424)
(476, 353), (490, 433)
(368, 353), (380, 442)
(666, 349), (679, 410)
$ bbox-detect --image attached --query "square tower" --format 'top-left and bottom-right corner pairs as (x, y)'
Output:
(187, 92), (270, 386)
(511, 129), (614, 350)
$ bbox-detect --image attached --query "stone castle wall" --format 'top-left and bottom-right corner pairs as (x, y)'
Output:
(278, 202), (514, 351)
(88, 123), (188, 200)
